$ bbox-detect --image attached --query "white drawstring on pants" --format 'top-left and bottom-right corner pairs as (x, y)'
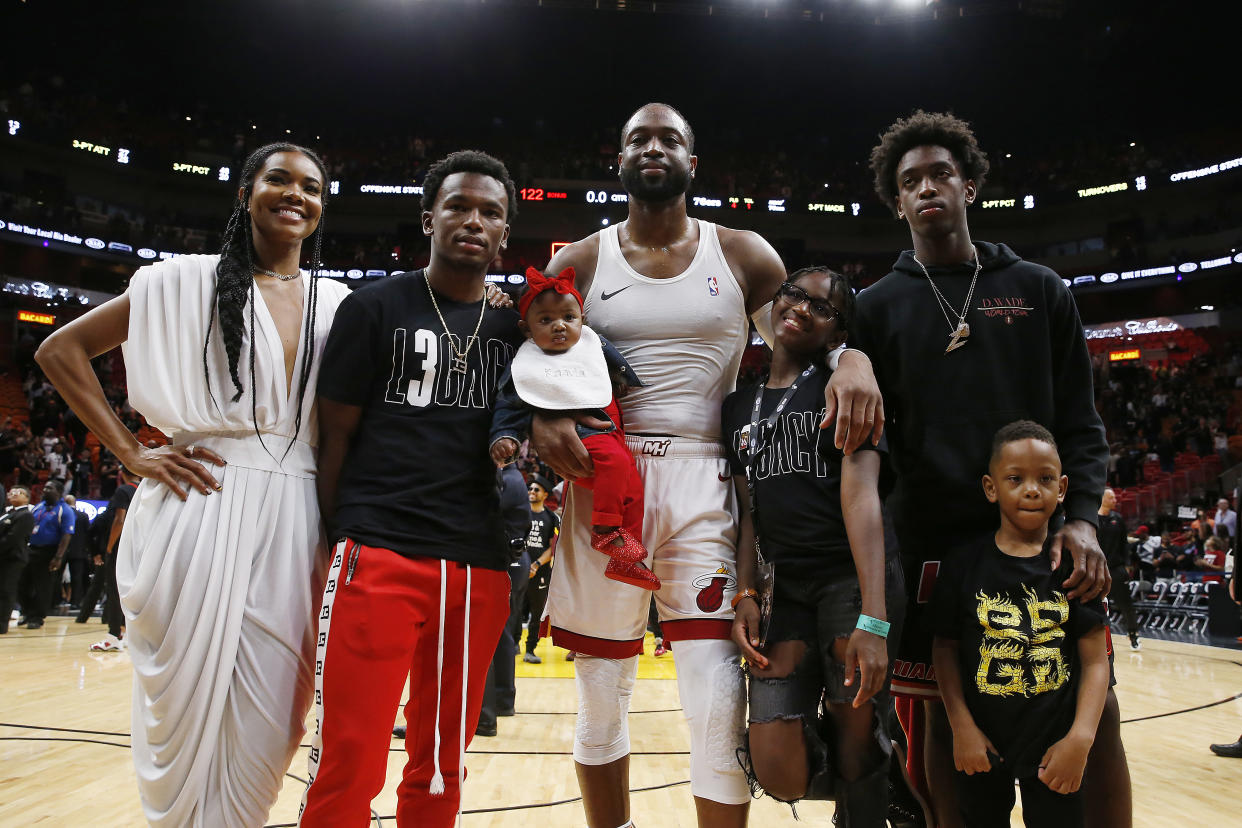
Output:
(455, 565), (472, 827)
(429, 559), (448, 795)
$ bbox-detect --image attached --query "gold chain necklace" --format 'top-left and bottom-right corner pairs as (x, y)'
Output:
(425, 273), (486, 374)
(256, 268), (301, 281)
(913, 246), (981, 354)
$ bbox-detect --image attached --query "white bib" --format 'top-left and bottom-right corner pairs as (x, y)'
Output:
(511, 324), (612, 410)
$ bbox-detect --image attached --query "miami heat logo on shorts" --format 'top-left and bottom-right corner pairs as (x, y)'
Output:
(692, 566), (737, 612)
(707, 275), (720, 296)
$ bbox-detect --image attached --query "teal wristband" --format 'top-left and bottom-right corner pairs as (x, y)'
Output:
(856, 614), (890, 638)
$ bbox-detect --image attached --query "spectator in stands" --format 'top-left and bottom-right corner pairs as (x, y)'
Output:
(1215, 498), (1237, 546)
(38, 426), (58, 456)
(18, 443), (43, 486)
(44, 439), (70, 483)
(1152, 533), (1178, 582)
(97, 450), (120, 499)
(0, 485), (34, 634)
(1132, 526), (1158, 580)
(1195, 537), (1228, 584)
(1188, 509), (1215, 554)
(0, 423), (16, 476)
(68, 448), (93, 497)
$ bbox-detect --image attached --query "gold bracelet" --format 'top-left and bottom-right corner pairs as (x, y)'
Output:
(730, 588), (759, 610)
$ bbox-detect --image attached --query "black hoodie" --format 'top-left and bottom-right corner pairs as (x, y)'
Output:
(852, 242), (1107, 558)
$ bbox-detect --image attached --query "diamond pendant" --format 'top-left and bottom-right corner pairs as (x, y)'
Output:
(451, 353), (468, 374)
(945, 321), (970, 353)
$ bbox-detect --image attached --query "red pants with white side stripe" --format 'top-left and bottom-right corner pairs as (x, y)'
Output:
(299, 540), (509, 827)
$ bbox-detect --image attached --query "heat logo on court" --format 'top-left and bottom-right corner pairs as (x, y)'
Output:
(693, 566), (736, 612)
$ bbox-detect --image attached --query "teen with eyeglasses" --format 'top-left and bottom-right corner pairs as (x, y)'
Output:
(724, 266), (905, 826)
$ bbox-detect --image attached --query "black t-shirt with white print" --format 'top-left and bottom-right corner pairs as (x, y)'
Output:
(931, 536), (1107, 778)
(722, 370), (889, 583)
(317, 270), (523, 570)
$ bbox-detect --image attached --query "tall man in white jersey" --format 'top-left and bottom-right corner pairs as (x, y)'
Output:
(535, 103), (884, 828)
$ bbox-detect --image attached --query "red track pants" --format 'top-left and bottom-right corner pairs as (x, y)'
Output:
(299, 540), (509, 827)
(578, 428), (644, 534)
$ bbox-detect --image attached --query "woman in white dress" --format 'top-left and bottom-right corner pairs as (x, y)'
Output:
(35, 143), (351, 827)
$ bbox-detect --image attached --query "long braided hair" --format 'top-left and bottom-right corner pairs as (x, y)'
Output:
(204, 142), (330, 456)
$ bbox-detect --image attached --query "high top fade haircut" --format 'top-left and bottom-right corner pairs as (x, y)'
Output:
(990, 419), (1058, 466)
(869, 110), (990, 216)
(621, 103), (696, 154)
(208, 141), (329, 459)
(420, 150), (518, 219)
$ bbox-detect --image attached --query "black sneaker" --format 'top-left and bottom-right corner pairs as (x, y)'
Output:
(24, 619), (43, 630)
(1209, 740), (1242, 758)
(887, 742), (929, 828)
(1128, 632), (1140, 650)
(475, 721), (497, 738)
(392, 726), (406, 739)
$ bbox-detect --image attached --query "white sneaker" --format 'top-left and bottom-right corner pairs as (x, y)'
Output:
(90, 635), (125, 652)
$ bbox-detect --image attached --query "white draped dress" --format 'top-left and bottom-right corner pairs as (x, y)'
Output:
(118, 255), (349, 827)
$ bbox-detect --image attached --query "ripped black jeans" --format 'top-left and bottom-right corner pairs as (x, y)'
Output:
(738, 555), (906, 813)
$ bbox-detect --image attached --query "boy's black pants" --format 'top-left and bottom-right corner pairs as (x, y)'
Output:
(955, 766), (1083, 827)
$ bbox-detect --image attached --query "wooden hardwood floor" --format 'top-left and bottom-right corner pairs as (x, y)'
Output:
(2, 620), (1239, 826)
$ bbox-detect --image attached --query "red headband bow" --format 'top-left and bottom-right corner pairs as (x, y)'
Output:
(518, 266), (582, 319)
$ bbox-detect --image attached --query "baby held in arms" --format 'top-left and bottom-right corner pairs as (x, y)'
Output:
(490, 267), (658, 590)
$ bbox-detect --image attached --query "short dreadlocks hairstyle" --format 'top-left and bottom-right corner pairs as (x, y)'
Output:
(421, 149), (518, 219)
(868, 110), (990, 216)
(990, 419), (1057, 467)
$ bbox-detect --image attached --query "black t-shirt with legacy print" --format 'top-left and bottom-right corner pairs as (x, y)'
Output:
(722, 370), (890, 583)
(318, 270), (523, 570)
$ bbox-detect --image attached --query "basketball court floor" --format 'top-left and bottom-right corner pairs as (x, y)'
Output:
(2, 620), (1239, 826)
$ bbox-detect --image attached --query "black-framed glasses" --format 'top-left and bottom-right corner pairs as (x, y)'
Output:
(775, 282), (842, 324)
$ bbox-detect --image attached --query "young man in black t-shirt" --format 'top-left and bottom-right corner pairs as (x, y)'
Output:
(933, 422), (1109, 827)
(520, 473), (559, 663)
(300, 151), (524, 828)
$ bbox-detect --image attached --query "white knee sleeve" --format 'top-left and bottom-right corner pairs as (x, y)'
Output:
(672, 638), (750, 805)
(573, 655), (638, 766)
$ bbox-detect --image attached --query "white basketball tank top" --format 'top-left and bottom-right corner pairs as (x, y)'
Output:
(584, 220), (748, 441)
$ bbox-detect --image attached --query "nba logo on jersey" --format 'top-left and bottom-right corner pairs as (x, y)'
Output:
(707, 275), (719, 296)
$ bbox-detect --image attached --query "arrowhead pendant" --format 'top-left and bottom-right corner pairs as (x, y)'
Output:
(945, 321), (970, 353)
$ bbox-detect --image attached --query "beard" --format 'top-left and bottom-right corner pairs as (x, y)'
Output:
(619, 162), (692, 203)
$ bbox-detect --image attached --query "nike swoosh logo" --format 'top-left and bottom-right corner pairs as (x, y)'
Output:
(600, 286), (632, 301)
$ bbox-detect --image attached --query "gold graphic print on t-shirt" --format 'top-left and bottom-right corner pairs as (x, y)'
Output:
(974, 588), (1071, 698)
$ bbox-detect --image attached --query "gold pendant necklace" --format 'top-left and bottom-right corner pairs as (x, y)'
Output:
(426, 273), (486, 375)
(913, 247), (981, 354)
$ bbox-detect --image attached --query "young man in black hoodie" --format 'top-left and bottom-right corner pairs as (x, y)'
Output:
(852, 111), (1130, 828)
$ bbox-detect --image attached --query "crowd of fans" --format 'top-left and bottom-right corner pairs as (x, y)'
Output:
(1, 350), (131, 501)
(3, 77), (1241, 278)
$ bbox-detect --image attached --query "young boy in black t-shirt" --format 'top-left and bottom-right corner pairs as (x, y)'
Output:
(932, 421), (1110, 827)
